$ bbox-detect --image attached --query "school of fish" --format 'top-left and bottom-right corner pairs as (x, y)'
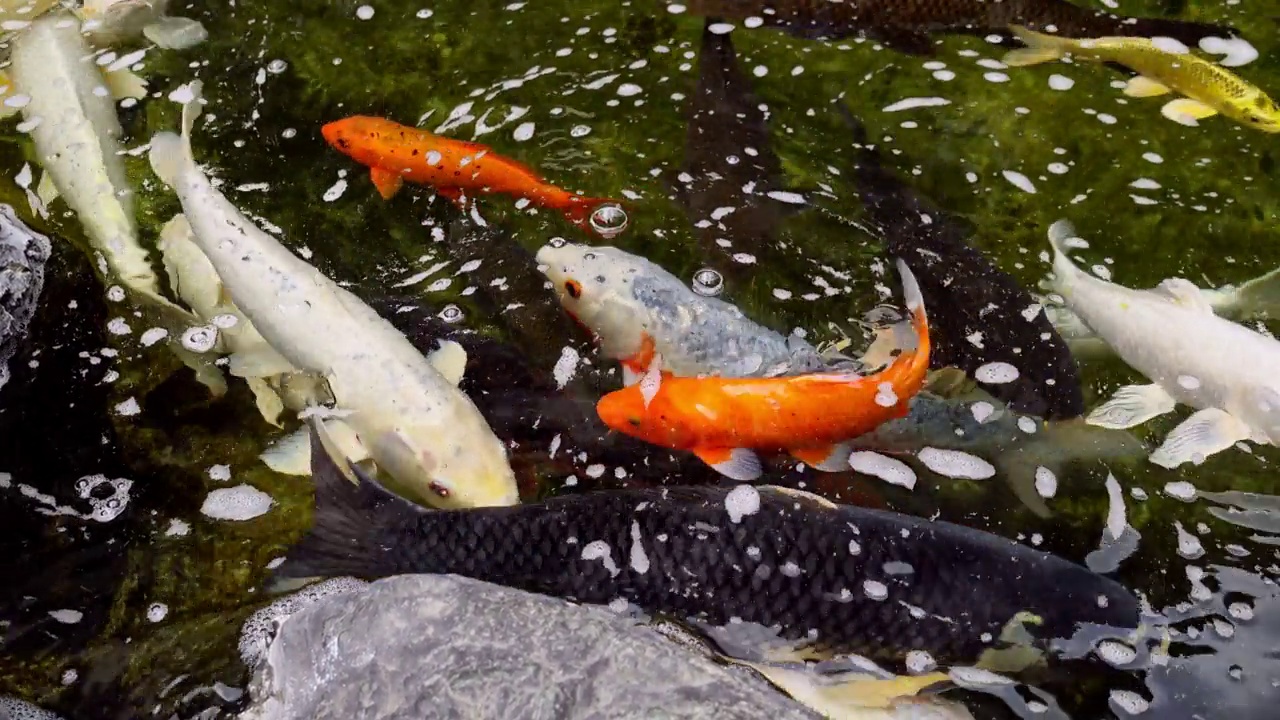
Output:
(4, 0), (1279, 718)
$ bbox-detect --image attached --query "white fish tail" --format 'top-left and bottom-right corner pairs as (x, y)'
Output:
(1003, 26), (1069, 67)
(1215, 265), (1280, 319)
(148, 80), (204, 187)
(1046, 219), (1087, 291)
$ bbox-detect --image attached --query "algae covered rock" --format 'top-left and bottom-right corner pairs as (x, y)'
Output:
(238, 574), (819, 720)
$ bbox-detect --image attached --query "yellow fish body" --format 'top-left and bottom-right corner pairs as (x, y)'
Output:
(1003, 25), (1280, 132)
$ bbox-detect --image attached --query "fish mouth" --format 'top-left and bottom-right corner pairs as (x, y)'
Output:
(320, 121), (343, 147)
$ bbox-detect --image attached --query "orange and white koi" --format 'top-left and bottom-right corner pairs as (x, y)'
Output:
(322, 115), (620, 230)
(596, 260), (930, 480)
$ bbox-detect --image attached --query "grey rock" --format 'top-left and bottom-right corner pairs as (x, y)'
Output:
(239, 574), (820, 720)
(0, 204), (52, 391)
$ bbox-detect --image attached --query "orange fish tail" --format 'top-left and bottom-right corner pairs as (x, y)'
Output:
(889, 260), (931, 397)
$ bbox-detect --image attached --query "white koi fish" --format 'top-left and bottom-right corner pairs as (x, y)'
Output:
(1044, 264), (1280, 359)
(9, 11), (223, 393)
(536, 242), (842, 383)
(1046, 219), (1280, 468)
(148, 80), (519, 509)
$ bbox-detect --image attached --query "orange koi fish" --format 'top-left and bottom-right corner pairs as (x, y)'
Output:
(322, 115), (620, 228)
(596, 260), (930, 481)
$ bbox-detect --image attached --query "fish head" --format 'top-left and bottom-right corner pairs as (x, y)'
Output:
(365, 427), (519, 510)
(535, 242), (655, 359)
(596, 385), (693, 449)
(1237, 94), (1280, 133)
(321, 116), (389, 162)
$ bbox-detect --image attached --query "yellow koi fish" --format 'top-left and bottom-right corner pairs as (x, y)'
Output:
(1003, 25), (1280, 132)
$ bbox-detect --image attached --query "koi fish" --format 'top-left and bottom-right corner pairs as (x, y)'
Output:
(322, 115), (621, 230)
(596, 260), (929, 480)
(149, 81), (519, 509)
(536, 242), (836, 384)
(679, 0), (1240, 56)
(1046, 220), (1280, 469)
(1003, 26), (1280, 132)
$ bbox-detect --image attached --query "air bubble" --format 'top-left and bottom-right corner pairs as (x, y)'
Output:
(692, 268), (724, 297)
(438, 304), (465, 323)
(589, 203), (629, 238)
(181, 325), (218, 353)
(267, 59), (288, 74)
(549, 236), (568, 249)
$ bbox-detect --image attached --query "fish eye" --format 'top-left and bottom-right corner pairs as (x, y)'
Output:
(627, 417), (642, 427)
(564, 279), (583, 299)
(428, 481), (451, 498)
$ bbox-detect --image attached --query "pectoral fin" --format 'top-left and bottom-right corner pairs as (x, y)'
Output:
(229, 345), (298, 379)
(36, 171), (60, 206)
(1123, 75), (1172, 98)
(426, 339), (467, 386)
(260, 427), (313, 476)
(740, 659), (952, 716)
(246, 376), (286, 428)
(1086, 383), (1177, 429)
(790, 443), (853, 472)
(762, 486), (838, 510)
(1161, 98), (1219, 126)
(693, 446), (762, 481)
(1149, 407), (1252, 469)
(370, 167), (404, 199)
(1152, 278), (1214, 313)
(103, 66), (148, 101)
(142, 17), (209, 50)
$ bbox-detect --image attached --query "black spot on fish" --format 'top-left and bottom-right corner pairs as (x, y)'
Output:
(412, 149), (419, 156)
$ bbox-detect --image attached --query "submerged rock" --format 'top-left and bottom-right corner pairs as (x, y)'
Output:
(0, 204), (52, 391)
(239, 574), (819, 720)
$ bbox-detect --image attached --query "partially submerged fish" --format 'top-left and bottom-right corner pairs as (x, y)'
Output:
(322, 115), (621, 232)
(595, 260), (929, 480)
(852, 376), (1146, 517)
(836, 102), (1083, 421)
(679, 0), (1240, 56)
(148, 81), (519, 509)
(1045, 264), (1280, 360)
(1045, 220), (1280, 468)
(536, 242), (833, 384)
(1003, 26), (1280, 132)
(9, 11), (223, 393)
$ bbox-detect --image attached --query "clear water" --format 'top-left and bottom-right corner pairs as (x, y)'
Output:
(1, 1), (1278, 718)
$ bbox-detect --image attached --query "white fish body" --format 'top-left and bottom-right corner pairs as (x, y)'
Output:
(1046, 220), (1280, 467)
(9, 12), (158, 295)
(148, 82), (518, 509)
(536, 242), (834, 382)
(9, 12), (226, 393)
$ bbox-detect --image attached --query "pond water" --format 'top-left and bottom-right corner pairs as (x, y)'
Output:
(1, 1), (1279, 718)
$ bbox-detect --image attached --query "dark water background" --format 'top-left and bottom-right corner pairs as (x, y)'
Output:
(1, 1), (1279, 718)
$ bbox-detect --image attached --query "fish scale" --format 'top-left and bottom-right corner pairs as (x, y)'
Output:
(277, 433), (1141, 667)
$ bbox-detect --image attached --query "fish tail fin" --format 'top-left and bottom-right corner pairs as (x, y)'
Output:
(895, 258), (930, 372)
(1002, 26), (1069, 67)
(148, 80), (204, 187)
(562, 196), (624, 227)
(268, 420), (424, 589)
(1211, 265), (1280, 320)
(1045, 218), (1086, 289)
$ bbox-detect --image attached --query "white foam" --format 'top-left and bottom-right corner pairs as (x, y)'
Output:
(1000, 171), (1036, 194)
(200, 485), (273, 521)
(882, 97), (951, 112)
(207, 464), (231, 482)
(1110, 689), (1150, 715)
(863, 579), (888, 601)
(1096, 639), (1137, 667)
(552, 346), (579, 389)
(1048, 74), (1075, 91)
(1104, 473), (1126, 541)
(629, 520), (650, 574)
(238, 577), (370, 666)
(905, 650), (936, 674)
(1034, 467), (1058, 498)
(1199, 36), (1257, 67)
(48, 609), (82, 624)
(147, 603), (168, 622)
(917, 448), (995, 480)
(581, 540), (620, 576)
(725, 485), (760, 523)
(848, 452), (916, 489)
(970, 402), (994, 423)
(1174, 521), (1204, 559)
(1150, 37), (1190, 54)
(975, 362), (1020, 384)
(1163, 481), (1197, 501)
